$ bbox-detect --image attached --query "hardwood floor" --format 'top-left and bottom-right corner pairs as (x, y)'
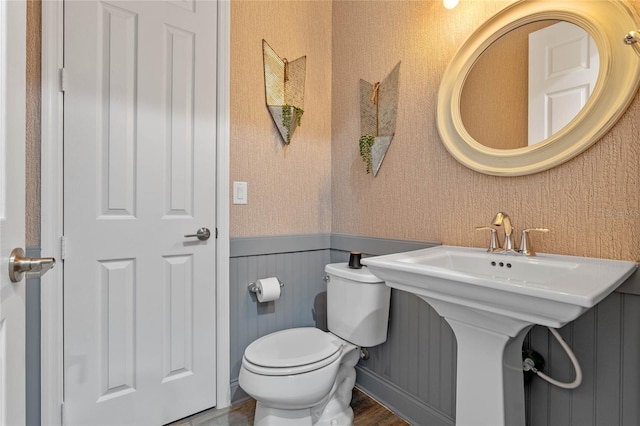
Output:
(350, 388), (409, 426)
(169, 388), (409, 426)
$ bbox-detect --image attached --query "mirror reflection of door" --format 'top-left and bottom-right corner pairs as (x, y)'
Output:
(460, 20), (599, 150)
(528, 22), (599, 146)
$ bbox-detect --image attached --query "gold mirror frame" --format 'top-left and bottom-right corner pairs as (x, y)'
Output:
(437, 1), (640, 176)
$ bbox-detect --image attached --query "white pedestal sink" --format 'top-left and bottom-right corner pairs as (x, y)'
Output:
(362, 246), (637, 426)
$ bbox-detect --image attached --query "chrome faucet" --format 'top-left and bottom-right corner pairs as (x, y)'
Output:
(492, 212), (516, 252)
(475, 226), (501, 252)
(519, 228), (549, 256)
(477, 212), (549, 256)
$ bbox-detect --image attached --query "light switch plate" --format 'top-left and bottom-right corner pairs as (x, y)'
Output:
(233, 181), (248, 204)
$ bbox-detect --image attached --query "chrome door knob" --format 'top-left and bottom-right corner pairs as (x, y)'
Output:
(184, 227), (211, 241)
(9, 248), (56, 283)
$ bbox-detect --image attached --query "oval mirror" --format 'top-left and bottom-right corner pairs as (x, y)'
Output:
(437, 1), (640, 176)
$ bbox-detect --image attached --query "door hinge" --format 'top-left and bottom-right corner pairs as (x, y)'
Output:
(59, 68), (67, 93)
(215, 227), (218, 239)
(60, 235), (66, 260)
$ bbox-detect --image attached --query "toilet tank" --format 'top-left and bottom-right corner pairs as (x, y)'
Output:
(325, 263), (391, 347)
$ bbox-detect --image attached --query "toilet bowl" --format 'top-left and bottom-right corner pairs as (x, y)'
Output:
(239, 327), (360, 425)
(239, 263), (391, 426)
(240, 327), (345, 410)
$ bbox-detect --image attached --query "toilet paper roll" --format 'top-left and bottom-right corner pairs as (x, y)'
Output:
(256, 277), (281, 302)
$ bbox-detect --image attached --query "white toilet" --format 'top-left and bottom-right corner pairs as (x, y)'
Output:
(238, 262), (391, 426)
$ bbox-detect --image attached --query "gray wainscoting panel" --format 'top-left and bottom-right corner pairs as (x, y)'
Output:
(526, 291), (640, 426)
(617, 269), (640, 295)
(25, 247), (41, 426)
(330, 240), (456, 423)
(229, 234), (640, 426)
(229, 236), (331, 402)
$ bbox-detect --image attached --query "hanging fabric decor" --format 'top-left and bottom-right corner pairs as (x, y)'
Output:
(359, 62), (400, 176)
(262, 40), (306, 146)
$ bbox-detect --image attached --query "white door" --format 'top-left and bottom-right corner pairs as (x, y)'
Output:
(0, 1), (26, 424)
(528, 21), (599, 145)
(63, 1), (218, 424)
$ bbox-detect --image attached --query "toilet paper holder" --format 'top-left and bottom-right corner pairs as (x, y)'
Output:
(248, 279), (284, 295)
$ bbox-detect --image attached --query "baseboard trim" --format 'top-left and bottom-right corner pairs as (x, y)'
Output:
(230, 378), (250, 405)
(355, 365), (454, 426)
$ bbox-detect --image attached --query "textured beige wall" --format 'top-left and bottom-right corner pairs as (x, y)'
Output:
(331, 0), (640, 261)
(26, 0), (41, 248)
(230, 1), (333, 237)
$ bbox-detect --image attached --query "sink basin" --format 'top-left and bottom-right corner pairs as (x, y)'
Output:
(362, 245), (637, 328)
(362, 246), (637, 426)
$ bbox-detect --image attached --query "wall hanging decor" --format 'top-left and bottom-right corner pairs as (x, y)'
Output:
(263, 39), (306, 146)
(359, 62), (400, 176)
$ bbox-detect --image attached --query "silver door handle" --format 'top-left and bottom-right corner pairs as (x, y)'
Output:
(9, 248), (56, 283)
(184, 227), (211, 241)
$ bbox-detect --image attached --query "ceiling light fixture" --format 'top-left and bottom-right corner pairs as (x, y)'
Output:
(443, 0), (459, 10)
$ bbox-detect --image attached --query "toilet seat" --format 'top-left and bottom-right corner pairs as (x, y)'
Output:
(243, 328), (343, 376)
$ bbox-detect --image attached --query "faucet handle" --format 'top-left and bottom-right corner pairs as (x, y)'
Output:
(475, 226), (500, 252)
(519, 228), (549, 257)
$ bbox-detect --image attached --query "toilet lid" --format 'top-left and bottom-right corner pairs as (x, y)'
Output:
(244, 327), (342, 368)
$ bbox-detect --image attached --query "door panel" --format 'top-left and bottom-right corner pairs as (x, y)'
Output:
(0, 1), (26, 424)
(528, 21), (599, 145)
(64, 1), (217, 424)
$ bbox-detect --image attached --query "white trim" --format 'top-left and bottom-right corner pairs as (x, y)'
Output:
(40, 0), (232, 421)
(215, 0), (232, 409)
(40, 1), (64, 424)
(0, 0), (5, 220)
(2, 0), (27, 423)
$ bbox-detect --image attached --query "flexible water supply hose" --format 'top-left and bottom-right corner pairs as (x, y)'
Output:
(525, 327), (583, 390)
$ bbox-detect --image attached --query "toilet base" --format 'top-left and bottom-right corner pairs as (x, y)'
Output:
(254, 404), (313, 426)
(311, 347), (358, 425)
(313, 405), (353, 426)
(253, 403), (354, 426)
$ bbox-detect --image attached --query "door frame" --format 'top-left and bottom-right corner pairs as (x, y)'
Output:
(1, 0), (27, 423)
(39, 1), (231, 424)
